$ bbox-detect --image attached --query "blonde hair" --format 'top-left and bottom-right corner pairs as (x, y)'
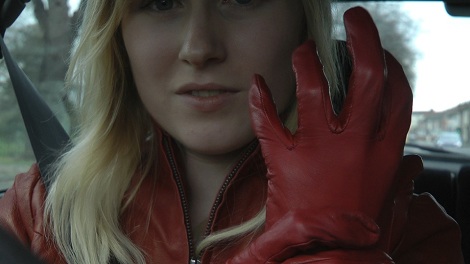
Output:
(45, 0), (152, 263)
(44, 0), (340, 263)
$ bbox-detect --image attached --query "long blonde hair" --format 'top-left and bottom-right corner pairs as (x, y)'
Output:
(44, 0), (340, 263)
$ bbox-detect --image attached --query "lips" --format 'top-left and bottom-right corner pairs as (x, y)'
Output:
(176, 83), (240, 112)
(177, 83), (239, 95)
(190, 90), (230, 97)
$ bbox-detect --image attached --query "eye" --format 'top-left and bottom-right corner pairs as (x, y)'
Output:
(233, 0), (253, 4)
(143, 0), (175, 11)
(222, 0), (254, 6)
(154, 0), (174, 10)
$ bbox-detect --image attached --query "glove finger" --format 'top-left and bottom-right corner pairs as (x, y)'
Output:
(292, 40), (335, 135)
(249, 74), (294, 148)
(342, 7), (386, 136)
(399, 154), (423, 183)
(380, 51), (414, 145)
(388, 154), (423, 198)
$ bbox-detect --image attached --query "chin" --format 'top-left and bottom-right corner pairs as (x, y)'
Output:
(178, 134), (256, 157)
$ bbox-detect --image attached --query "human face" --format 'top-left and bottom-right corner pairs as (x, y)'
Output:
(122, 0), (305, 156)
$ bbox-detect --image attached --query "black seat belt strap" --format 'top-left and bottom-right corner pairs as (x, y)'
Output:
(0, 30), (70, 191)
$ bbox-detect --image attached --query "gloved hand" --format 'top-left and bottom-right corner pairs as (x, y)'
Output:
(276, 155), (424, 264)
(376, 154), (423, 253)
(227, 7), (414, 264)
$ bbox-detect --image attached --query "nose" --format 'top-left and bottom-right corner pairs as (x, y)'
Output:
(178, 11), (226, 68)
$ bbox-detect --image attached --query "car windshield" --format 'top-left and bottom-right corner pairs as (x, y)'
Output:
(1, 1), (470, 191)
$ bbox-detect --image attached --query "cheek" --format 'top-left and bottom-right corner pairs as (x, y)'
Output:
(232, 10), (304, 113)
(264, 48), (297, 111)
(242, 34), (300, 114)
(121, 16), (178, 89)
(124, 36), (173, 88)
(121, 23), (180, 119)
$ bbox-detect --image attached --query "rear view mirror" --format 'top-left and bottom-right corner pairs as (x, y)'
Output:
(337, 0), (470, 17)
(445, 0), (470, 16)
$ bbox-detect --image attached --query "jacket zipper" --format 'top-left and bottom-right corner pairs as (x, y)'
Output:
(199, 141), (259, 260)
(163, 138), (258, 263)
(163, 137), (196, 262)
(203, 140), (258, 236)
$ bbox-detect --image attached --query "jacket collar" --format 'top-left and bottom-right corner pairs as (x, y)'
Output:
(122, 125), (267, 263)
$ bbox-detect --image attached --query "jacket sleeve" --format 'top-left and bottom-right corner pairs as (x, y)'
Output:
(0, 164), (47, 248)
(0, 164), (70, 264)
(279, 193), (464, 264)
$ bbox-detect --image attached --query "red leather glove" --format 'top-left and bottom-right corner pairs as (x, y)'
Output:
(277, 155), (424, 264)
(227, 7), (414, 264)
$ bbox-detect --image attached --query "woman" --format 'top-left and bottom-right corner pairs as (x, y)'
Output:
(0, 0), (464, 263)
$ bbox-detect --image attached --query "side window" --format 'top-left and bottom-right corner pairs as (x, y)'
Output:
(334, 2), (470, 155)
(0, 1), (80, 193)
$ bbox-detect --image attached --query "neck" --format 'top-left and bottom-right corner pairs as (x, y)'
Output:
(181, 147), (244, 241)
(184, 149), (239, 218)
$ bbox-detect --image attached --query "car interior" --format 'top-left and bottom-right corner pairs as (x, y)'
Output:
(0, 0), (469, 262)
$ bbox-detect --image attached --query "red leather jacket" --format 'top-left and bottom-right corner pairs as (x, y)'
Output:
(0, 132), (465, 263)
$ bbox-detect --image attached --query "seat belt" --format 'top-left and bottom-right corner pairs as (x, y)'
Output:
(0, 0), (70, 191)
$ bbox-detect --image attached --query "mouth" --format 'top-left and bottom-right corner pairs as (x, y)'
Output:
(176, 83), (240, 112)
(190, 90), (233, 97)
(177, 83), (240, 97)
